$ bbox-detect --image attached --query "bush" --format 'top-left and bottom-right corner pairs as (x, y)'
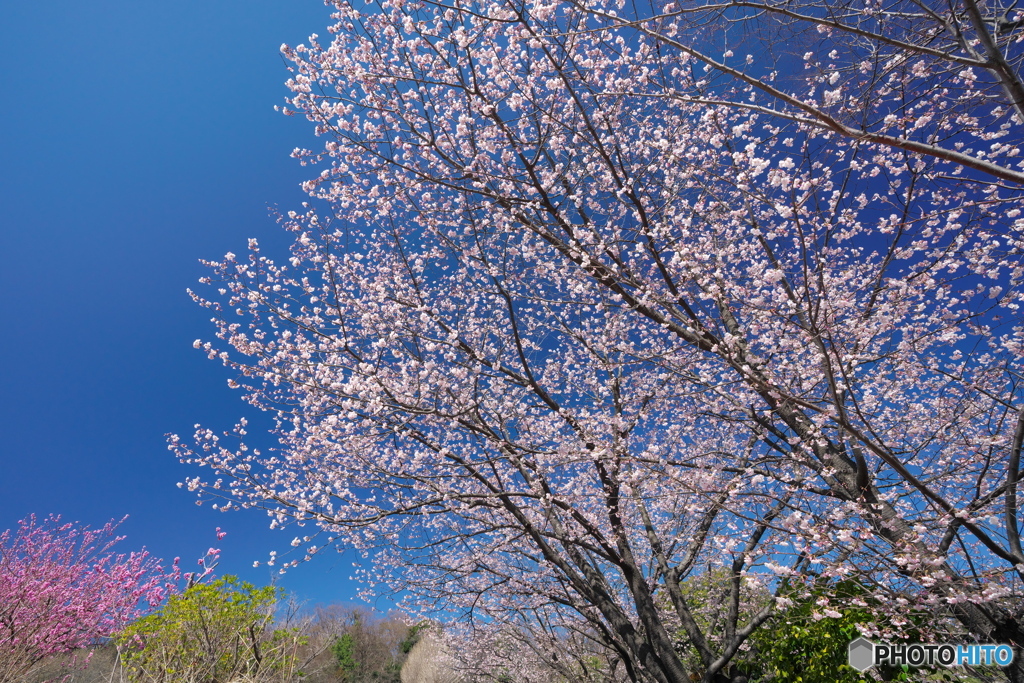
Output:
(749, 581), (877, 683)
(115, 575), (303, 683)
(398, 623), (429, 656)
(748, 580), (948, 683)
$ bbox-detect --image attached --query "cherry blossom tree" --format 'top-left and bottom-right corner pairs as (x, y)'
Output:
(445, 618), (637, 682)
(0, 515), (179, 683)
(179, 242), (790, 683)
(175, 0), (1024, 680)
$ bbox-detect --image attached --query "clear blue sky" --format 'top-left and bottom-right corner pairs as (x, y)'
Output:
(0, 1), (376, 609)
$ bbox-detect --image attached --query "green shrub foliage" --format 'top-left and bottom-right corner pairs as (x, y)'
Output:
(749, 581), (876, 683)
(748, 580), (943, 683)
(672, 574), (949, 682)
(115, 575), (302, 683)
(398, 622), (429, 655)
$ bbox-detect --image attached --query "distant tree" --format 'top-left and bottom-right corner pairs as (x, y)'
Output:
(333, 632), (359, 680)
(0, 514), (175, 683)
(399, 622), (437, 659)
(322, 607), (407, 682)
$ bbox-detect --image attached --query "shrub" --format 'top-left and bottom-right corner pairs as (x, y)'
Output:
(749, 580), (945, 683)
(116, 575), (302, 683)
(749, 581), (877, 683)
(398, 623), (429, 656)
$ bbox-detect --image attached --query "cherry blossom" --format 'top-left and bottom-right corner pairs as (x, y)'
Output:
(176, 0), (1024, 680)
(0, 515), (179, 683)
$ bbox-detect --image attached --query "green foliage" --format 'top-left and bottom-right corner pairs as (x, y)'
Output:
(319, 608), (408, 683)
(398, 622), (429, 655)
(333, 632), (359, 679)
(750, 581), (877, 683)
(748, 580), (945, 682)
(673, 574), (947, 682)
(115, 575), (302, 683)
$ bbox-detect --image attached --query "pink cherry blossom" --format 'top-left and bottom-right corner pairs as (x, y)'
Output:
(175, 0), (1024, 680)
(0, 515), (179, 683)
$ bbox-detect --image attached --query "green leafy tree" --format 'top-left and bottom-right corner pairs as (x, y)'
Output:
(748, 581), (956, 683)
(318, 607), (407, 682)
(672, 575), (956, 682)
(333, 632), (359, 680)
(750, 581), (876, 683)
(115, 575), (302, 683)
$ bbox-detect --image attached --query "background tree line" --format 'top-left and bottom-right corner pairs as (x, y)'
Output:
(3, 512), (1008, 682)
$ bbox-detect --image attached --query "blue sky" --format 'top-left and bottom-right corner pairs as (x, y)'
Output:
(0, 1), (378, 609)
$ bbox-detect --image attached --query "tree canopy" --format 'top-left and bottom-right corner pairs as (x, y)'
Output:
(174, 0), (1024, 680)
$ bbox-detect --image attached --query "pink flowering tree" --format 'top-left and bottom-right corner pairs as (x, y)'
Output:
(0, 515), (180, 683)
(174, 0), (1024, 680)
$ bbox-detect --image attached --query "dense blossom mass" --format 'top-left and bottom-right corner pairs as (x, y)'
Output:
(0, 515), (178, 683)
(174, 0), (1024, 680)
